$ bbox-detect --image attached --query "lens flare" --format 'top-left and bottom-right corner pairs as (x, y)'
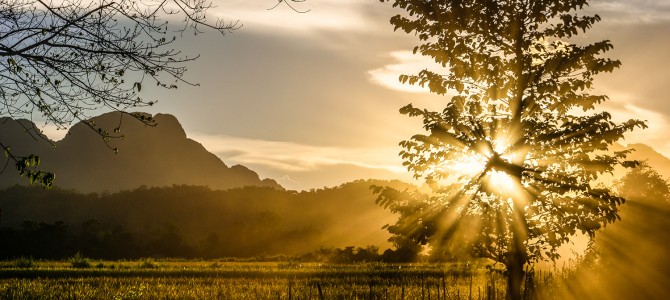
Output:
(487, 169), (517, 194)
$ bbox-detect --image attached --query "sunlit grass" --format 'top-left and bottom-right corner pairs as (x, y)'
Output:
(0, 260), (520, 299)
(0, 259), (600, 299)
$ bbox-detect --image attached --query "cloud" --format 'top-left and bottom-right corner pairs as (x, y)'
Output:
(210, 0), (381, 34)
(188, 133), (418, 190)
(189, 133), (407, 174)
(602, 98), (670, 157)
(590, 0), (670, 24)
(367, 51), (436, 93)
(279, 174), (298, 185)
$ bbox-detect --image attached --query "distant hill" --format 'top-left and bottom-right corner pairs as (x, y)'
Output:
(613, 143), (670, 179)
(0, 179), (418, 258)
(0, 112), (281, 192)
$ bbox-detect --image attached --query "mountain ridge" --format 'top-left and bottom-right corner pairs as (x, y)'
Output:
(3, 112), (670, 193)
(0, 112), (281, 192)
(610, 142), (670, 180)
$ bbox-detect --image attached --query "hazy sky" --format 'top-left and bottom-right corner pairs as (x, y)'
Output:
(42, 0), (670, 190)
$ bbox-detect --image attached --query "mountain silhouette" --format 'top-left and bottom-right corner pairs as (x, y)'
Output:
(3, 112), (670, 193)
(0, 112), (281, 192)
(614, 143), (670, 180)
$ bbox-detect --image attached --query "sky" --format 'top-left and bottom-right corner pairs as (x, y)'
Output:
(42, 0), (670, 191)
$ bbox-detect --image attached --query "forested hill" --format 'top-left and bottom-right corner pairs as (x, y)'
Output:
(0, 179), (416, 259)
(0, 112), (281, 192)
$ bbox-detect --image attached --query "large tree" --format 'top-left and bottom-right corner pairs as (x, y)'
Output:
(374, 0), (645, 299)
(0, 0), (307, 187)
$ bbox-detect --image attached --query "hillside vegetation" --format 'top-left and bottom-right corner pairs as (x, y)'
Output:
(0, 180), (415, 259)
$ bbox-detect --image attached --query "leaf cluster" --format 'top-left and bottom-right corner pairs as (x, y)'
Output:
(0, 0), (237, 132)
(0, 0), (241, 186)
(1, 141), (54, 188)
(378, 0), (646, 265)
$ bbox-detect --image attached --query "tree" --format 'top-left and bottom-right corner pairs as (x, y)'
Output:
(374, 1), (645, 299)
(0, 0), (307, 187)
(602, 163), (670, 299)
(616, 162), (670, 203)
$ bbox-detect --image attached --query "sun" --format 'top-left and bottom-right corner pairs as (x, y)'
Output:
(486, 169), (518, 195)
(440, 140), (525, 200)
(451, 153), (488, 177)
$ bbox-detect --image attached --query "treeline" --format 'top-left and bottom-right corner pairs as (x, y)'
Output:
(1, 220), (148, 259)
(0, 180), (417, 260)
(0, 219), (390, 261)
(579, 164), (670, 298)
(0, 220), (411, 262)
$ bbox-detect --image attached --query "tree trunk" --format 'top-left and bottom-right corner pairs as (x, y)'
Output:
(506, 184), (529, 300)
(506, 167), (529, 300)
(506, 4), (531, 299)
(506, 250), (525, 300)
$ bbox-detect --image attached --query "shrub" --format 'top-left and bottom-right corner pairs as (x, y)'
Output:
(69, 252), (91, 268)
(138, 258), (158, 269)
(14, 257), (35, 268)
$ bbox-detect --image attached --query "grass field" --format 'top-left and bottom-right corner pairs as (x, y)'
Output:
(0, 259), (567, 299)
(0, 259), (500, 299)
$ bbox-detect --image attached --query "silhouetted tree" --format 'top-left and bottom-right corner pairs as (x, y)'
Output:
(376, 1), (645, 298)
(0, 0), (307, 187)
(616, 162), (670, 203)
(382, 235), (422, 262)
(558, 163), (670, 299)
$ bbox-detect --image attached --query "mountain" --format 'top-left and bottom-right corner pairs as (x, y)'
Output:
(0, 112), (281, 192)
(0, 117), (54, 187)
(614, 143), (670, 179)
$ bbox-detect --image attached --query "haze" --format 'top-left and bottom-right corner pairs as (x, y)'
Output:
(37, 0), (670, 191)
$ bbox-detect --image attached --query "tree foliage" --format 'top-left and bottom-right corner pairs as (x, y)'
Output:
(0, 0), (307, 188)
(375, 0), (645, 298)
(0, 180), (405, 259)
(616, 162), (670, 203)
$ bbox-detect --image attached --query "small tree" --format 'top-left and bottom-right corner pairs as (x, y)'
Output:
(616, 162), (670, 203)
(375, 1), (645, 299)
(0, 0), (307, 187)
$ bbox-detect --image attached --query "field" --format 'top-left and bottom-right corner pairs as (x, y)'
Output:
(0, 259), (566, 299)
